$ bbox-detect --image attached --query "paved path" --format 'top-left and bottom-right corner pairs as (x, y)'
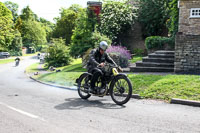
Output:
(0, 56), (200, 133)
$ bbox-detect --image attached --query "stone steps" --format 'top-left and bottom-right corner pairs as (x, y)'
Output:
(155, 50), (175, 55)
(130, 67), (174, 72)
(142, 57), (174, 63)
(136, 61), (174, 68)
(130, 50), (175, 72)
(148, 53), (174, 58)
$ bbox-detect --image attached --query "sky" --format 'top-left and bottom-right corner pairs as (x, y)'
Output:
(2, 0), (101, 22)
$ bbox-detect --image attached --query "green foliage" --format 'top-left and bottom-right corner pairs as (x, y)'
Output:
(45, 38), (72, 67)
(145, 36), (174, 50)
(133, 48), (145, 56)
(138, 0), (172, 37)
(20, 6), (35, 21)
(0, 2), (13, 47)
(70, 8), (111, 57)
(0, 46), (8, 52)
(167, 0), (179, 37)
(39, 18), (55, 43)
(98, 0), (135, 42)
(9, 29), (22, 56)
(53, 5), (82, 45)
(21, 20), (47, 47)
(18, 6), (47, 49)
(70, 29), (111, 57)
(4, 1), (19, 22)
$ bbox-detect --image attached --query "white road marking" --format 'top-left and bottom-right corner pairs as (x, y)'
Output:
(0, 102), (46, 122)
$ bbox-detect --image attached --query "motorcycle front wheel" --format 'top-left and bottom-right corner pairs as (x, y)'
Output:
(77, 73), (91, 99)
(110, 75), (132, 105)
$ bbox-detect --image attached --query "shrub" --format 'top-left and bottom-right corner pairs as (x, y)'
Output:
(145, 36), (174, 50)
(133, 48), (145, 56)
(106, 46), (132, 68)
(98, 0), (135, 42)
(9, 50), (22, 56)
(70, 30), (111, 57)
(45, 38), (72, 67)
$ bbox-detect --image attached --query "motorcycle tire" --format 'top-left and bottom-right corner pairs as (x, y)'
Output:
(110, 75), (132, 105)
(77, 73), (91, 99)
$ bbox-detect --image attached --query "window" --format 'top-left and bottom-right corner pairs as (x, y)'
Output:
(190, 8), (200, 18)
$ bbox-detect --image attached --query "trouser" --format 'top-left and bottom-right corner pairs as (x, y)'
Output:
(88, 68), (103, 90)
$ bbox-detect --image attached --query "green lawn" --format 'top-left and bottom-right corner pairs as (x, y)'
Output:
(130, 56), (143, 63)
(35, 58), (86, 86)
(128, 74), (200, 101)
(26, 62), (40, 73)
(0, 59), (15, 64)
(29, 58), (200, 102)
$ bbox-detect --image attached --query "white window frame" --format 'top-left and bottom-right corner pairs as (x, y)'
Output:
(190, 8), (200, 18)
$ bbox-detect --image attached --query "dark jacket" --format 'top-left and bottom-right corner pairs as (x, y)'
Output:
(87, 48), (116, 70)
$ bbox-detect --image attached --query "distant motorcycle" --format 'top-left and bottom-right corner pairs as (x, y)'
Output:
(15, 57), (20, 66)
(75, 63), (132, 105)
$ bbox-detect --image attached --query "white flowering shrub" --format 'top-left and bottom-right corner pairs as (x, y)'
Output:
(98, 0), (136, 41)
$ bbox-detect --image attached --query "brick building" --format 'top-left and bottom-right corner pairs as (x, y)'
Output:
(175, 0), (200, 73)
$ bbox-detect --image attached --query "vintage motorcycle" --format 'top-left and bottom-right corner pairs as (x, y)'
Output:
(76, 63), (132, 105)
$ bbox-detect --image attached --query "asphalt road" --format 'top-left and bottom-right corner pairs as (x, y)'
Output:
(0, 56), (200, 133)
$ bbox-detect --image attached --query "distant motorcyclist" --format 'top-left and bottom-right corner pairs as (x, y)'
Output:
(15, 57), (20, 66)
(87, 41), (117, 92)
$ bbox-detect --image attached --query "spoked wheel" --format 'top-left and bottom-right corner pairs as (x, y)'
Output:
(78, 74), (91, 99)
(110, 75), (132, 105)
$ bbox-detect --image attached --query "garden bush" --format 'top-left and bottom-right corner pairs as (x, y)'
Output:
(45, 38), (71, 67)
(98, 0), (135, 42)
(106, 46), (131, 68)
(145, 36), (174, 50)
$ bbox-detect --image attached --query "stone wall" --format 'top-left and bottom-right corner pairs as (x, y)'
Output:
(175, 33), (200, 73)
(120, 21), (145, 53)
(179, 0), (200, 35)
(175, 0), (200, 74)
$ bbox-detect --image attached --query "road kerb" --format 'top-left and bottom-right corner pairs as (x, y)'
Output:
(29, 76), (77, 91)
(170, 98), (200, 107)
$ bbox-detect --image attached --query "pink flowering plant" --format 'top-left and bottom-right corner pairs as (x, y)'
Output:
(106, 45), (132, 68)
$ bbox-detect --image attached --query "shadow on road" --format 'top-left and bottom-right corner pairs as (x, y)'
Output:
(54, 98), (125, 110)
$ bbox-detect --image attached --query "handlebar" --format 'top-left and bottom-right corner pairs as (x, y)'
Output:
(97, 63), (123, 72)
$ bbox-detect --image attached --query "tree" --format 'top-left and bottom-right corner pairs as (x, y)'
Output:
(4, 1), (19, 22)
(20, 6), (35, 21)
(39, 17), (55, 42)
(22, 20), (46, 48)
(0, 2), (14, 51)
(98, 0), (135, 43)
(138, 0), (172, 38)
(18, 6), (47, 50)
(52, 5), (83, 45)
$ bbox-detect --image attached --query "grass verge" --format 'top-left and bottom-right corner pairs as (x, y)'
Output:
(26, 62), (40, 73)
(35, 58), (86, 86)
(0, 59), (15, 64)
(128, 74), (200, 101)
(29, 58), (200, 102)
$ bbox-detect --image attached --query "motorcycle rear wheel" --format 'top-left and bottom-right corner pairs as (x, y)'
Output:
(77, 73), (91, 99)
(110, 75), (132, 105)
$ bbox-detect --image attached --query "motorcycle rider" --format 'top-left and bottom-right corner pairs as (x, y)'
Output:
(15, 56), (20, 66)
(87, 41), (117, 93)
